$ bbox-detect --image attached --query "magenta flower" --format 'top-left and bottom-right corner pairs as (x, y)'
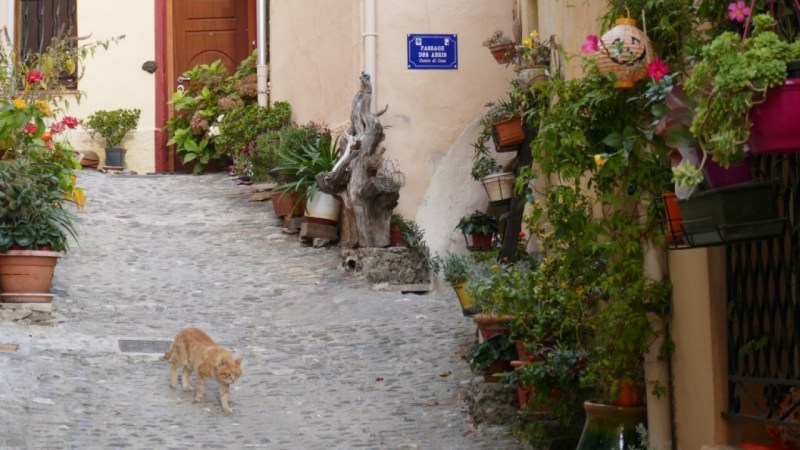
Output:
(728, 1), (751, 23)
(647, 58), (670, 81)
(581, 35), (600, 54)
(25, 70), (43, 84)
(25, 123), (37, 135)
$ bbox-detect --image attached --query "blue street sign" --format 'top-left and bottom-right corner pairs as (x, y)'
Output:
(407, 34), (458, 70)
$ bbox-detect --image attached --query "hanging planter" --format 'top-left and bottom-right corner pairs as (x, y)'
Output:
(480, 172), (515, 204)
(489, 43), (515, 64)
(492, 115), (525, 149)
(749, 77), (800, 154)
(594, 16), (655, 89)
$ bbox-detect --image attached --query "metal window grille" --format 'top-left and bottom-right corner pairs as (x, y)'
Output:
(725, 153), (800, 430)
(18, 0), (77, 87)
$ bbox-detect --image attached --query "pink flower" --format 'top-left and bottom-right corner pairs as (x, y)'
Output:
(728, 1), (751, 23)
(647, 58), (670, 81)
(61, 116), (79, 129)
(25, 123), (37, 135)
(581, 35), (600, 54)
(50, 121), (66, 135)
(25, 70), (43, 84)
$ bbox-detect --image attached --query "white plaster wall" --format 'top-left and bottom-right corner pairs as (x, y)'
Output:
(63, 1), (156, 173)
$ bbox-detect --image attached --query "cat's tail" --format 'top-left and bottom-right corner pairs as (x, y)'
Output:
(162, 342), (174, 361)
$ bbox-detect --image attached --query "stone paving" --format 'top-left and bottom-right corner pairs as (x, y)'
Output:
(0, 170), (527, 450)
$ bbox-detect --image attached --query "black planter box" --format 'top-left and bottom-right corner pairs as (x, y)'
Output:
(678, 182), (785, 246)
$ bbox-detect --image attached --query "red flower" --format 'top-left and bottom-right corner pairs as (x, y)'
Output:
(25, 123), (37, 135)
(41, 131), (52, 142)
(61, 116), (79, 129)
(647, 58), (670, 81)
(25, 70), (43, 84)
(550, 388), (559, 396)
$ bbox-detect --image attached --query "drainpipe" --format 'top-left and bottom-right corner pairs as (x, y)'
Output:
(364, 0), (377, 113)
(256, 0), (268, 107)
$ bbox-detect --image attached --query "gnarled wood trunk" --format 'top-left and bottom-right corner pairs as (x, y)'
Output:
(317, 74), (400, 248)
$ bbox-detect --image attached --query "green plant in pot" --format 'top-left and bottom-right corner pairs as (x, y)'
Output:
(431, 251), (477, 315)
(470, 332), (517, 382)
(681, 13), (800, 179)
(270, 122), (331, 217)
(483, 29), (515, 64)
(455, 210), (498, 250)
(82, 108), (141, 168)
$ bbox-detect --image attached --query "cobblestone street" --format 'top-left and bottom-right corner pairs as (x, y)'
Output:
(0, 171), (525, 450)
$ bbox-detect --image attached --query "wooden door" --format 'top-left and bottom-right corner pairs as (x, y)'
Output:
(171, 0), (252, 171)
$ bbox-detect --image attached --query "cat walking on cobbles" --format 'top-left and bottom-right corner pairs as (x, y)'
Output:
(163, 327), (242, 414)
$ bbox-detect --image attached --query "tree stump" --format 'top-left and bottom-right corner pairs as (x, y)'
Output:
(316, 73), (402, 248)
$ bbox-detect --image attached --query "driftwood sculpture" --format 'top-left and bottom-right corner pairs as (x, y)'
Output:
(317, 73), (402, 248)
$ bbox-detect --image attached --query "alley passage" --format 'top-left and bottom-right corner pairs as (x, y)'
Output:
(0, 171), (525, 450)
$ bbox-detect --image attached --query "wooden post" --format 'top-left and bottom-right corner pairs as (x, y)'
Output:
(498, 126), (535, 261)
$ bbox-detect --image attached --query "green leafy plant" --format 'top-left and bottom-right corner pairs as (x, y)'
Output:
(431, 251), (472, 285)
(685, 14), (800, 169)
(271, 122), (331, 191)
(82, 108), (141, 148)
(470, 156), (503, 181)
(470, 333), (517, 371)
(274, 132), (338, 198)
(0, 146), (78, 252)
(455, 210), (498, 236)
(482, 29), (513, 48)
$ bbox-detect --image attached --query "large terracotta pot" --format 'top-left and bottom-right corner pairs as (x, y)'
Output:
(0, 250), (62, 295)
(473, 313), (515, 339)
(492, 116), (525, 149)
(271, 191), (305, 217)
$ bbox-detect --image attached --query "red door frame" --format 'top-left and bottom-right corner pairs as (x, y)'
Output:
(154, 0), (169, 173)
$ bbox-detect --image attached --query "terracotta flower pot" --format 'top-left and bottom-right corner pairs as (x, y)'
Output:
(473, 313), (515, 339)
(271, 191), (305, 217)
(483, 359), (513, 383)
(492, 116), (525, 149)
(389, 223), (405, 246)
(469, 232), (493, 250)
(489, 43), (514, 64)
(0, 250), (62, 296)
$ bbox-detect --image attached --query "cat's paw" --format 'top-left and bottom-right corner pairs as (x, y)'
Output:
(222, 406), (233, 414)
(193, 395), (203, 403)
(169, 382), (177, 389)
(183, 385), (192, 393)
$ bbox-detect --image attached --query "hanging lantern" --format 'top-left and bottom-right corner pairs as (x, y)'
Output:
(594, 17), (655, 89)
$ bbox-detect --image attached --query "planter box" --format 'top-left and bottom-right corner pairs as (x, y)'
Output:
(492, 116), (525, 150)
(678, 182), (785, 246)
(749, 80), (800, 154)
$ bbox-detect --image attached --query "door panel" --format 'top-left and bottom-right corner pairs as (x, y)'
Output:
(171, 0), (250, 171)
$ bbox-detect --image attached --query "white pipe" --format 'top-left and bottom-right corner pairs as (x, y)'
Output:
(364, 0), (377, 113)
(256, 0), (268, 106)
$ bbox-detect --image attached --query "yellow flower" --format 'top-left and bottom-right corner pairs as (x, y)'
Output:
(576, 286), (585, 296)
(12, 98), (26, 110)
(490, 264), (498, 271)
(529, 30), (539, 41)
(36, 100), (53, 117)
(594, 153), (608, 169)
(522, 38), (533, 48)
(560, 281), (568, 289)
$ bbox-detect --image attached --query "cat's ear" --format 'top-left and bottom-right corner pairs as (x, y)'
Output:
(218, 358), (228, 367)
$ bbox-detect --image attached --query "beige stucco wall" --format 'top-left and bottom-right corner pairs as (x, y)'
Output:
(63, 0), (156, 174)
(0, 1), (154, 173)
(269, 0), (519, 248)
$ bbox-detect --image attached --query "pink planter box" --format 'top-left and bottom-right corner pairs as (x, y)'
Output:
(749, 79), (800, 154)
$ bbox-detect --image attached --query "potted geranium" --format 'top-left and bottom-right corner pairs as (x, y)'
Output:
(82, 108), (141, 168)
(455, 210), (497, 250)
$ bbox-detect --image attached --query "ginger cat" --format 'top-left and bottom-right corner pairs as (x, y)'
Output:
(163, 328), (242, 413)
